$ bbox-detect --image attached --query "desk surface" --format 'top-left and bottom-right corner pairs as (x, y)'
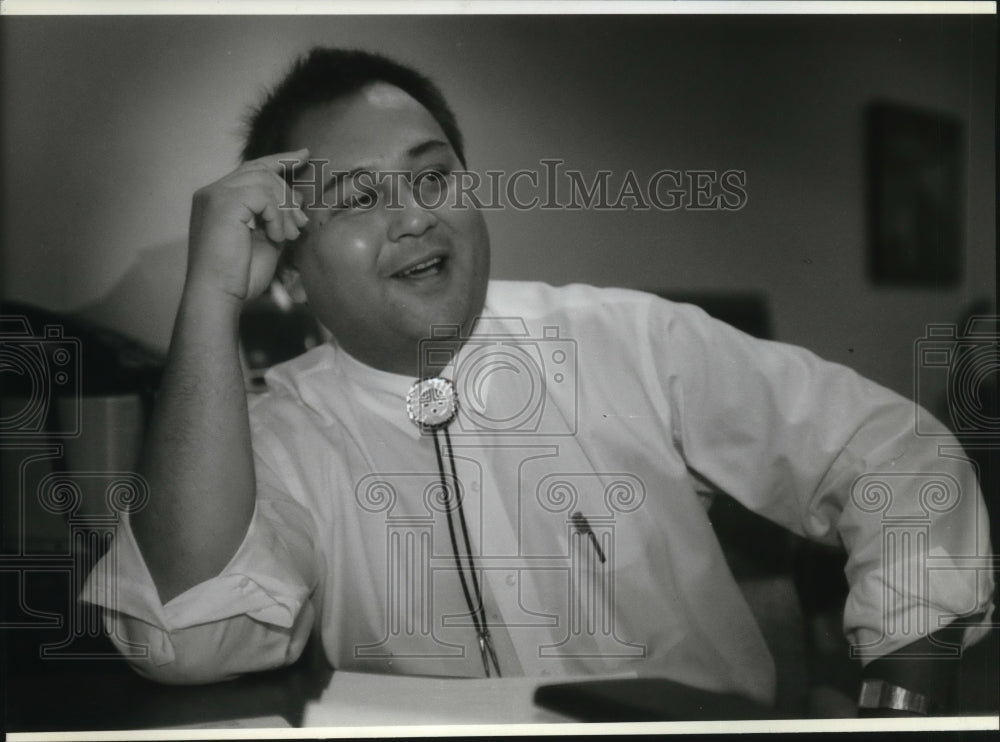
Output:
(3, 569), (570, 731)
(7, 633), (1000, 732)
(4, 573), (997, 732)
(5, 633), (572, 730)
(303, 671), (574, 726)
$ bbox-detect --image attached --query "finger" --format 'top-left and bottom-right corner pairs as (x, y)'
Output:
(269, 169), (304, 211)
(235, 183), (284, 229)
(282, 207), (301, 242)
(244, 148), (310, 175)
(225, 166), (305, 212)
(265, 172), (307, 240)
(230, 178), (304, 245)
(258, 202), (286, 244)
(264, 173), (301, 241)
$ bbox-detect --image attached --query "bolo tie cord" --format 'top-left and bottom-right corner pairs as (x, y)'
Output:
(431, 426), (502, 678)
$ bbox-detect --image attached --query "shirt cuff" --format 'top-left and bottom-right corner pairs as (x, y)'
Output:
(80, 498), (314, 663)
(845, 546), (996, 664)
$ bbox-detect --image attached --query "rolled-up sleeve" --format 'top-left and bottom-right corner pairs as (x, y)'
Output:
(80, 462), (320, 684)
(645, 297), (995, 662)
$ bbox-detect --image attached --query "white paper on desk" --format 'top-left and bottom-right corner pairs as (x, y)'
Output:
(302, 670), (637, 727)
(157, 714), (292, 729)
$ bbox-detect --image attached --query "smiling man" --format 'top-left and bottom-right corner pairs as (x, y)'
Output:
(283, 83), (490, 376)
(85, 48), (993, 717)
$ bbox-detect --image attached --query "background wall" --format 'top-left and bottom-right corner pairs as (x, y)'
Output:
(1, 13), (995, 401)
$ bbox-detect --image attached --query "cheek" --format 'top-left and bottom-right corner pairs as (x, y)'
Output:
(306, 225), (380, 281)
(448, 208), (489, 255)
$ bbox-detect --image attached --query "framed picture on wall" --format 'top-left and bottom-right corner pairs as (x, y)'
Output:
(865, 100), (964, 287)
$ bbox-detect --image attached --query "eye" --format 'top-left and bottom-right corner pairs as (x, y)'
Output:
(421, 165), (453, 180)
(327, 190), (377, 216)
(347, 192), (377, 210)
(414, 167), (452, 203)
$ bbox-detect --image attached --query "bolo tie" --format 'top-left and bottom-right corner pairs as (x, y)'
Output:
(406, 376), (502, 678)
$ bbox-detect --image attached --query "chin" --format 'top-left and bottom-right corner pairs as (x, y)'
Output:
(413, 283), (487, 338)
(407, 305), (474, 341)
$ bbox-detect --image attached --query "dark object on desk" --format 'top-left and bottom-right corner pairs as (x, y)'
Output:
(534, 677), (788, 722)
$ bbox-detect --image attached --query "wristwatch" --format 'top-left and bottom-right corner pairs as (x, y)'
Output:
(857, 679), (930, 715)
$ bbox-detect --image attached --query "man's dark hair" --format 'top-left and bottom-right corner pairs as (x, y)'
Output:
(242, 47), (466, 166)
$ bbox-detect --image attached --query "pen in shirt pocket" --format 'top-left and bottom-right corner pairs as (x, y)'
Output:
(571, 511), (606, 563)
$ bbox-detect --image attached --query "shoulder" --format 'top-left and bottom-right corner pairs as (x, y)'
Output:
(248, 343), (341, 432)
(485, 279), (664, 324)
(483, 280), (717, 344)
(259, 342), (336, 396)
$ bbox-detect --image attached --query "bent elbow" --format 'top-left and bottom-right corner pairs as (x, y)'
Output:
(107, 602), (315, 685)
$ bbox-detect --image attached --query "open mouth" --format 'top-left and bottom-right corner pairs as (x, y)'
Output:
(392, 255), (447, 279)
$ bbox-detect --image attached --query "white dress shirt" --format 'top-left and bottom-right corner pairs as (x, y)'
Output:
(83, 281), (994, 704)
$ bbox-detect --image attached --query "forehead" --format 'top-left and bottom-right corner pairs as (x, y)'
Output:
(287, 82), (450, 170)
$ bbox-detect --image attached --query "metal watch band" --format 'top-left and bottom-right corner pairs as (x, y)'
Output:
(858, 679), (930, 715)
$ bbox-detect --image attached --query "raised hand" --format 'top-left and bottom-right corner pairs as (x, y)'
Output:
(186, 148), (310, 302)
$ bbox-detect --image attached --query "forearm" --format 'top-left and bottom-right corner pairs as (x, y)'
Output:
(130, 284), (256, 603)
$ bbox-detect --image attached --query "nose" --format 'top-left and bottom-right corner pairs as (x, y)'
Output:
(387, 178), (438, 242)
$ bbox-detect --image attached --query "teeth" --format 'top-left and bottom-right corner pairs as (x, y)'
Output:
(398, 257), (442, 277)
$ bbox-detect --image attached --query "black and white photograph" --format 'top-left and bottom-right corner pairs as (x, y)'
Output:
(1, 2), (997, 736)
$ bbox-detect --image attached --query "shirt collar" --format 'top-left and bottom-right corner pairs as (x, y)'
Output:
(325, 295), (502, 439)
(331, 341), (417, 402)
(330, 289), (501, 396)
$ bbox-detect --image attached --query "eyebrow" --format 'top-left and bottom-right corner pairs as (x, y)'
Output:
(319, 139), (452, 195)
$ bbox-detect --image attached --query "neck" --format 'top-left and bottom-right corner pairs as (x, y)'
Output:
(330, 311), (484, 379)
(336, 334), (464, 379)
